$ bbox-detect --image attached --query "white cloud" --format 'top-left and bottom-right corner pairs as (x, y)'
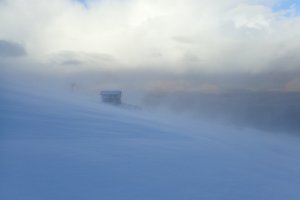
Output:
(0, 0), (299, 73)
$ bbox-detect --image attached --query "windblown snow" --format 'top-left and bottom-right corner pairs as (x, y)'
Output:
(1, 80), (300, 200)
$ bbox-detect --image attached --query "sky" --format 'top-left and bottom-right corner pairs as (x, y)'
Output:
(0, 0), (300, 92)
(273, 0), (300, 11)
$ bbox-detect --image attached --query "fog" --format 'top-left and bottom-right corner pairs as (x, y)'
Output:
(1, 58), (299, 135)
(1, 0), (300, 135)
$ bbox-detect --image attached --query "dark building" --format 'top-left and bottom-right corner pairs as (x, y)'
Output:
(100, 90), (122, 105)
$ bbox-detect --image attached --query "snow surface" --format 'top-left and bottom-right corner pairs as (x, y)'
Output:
(1, 80), (300, 200)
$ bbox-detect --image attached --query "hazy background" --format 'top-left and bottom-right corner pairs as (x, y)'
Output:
(1, 0), (300, 134)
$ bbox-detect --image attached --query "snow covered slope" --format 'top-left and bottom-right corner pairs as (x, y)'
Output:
(1, 81), (300, 200)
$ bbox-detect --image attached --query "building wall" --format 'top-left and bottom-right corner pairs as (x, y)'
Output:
(101, 94), (121, 105)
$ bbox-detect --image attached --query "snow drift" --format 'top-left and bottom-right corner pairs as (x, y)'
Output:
(1, 79), (300, 200)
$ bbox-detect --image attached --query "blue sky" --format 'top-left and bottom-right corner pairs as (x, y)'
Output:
(75, 0), (88, 8)
(273, 0), (300, 12)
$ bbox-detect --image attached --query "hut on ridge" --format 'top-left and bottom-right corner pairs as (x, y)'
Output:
(100, 90), (122, 105)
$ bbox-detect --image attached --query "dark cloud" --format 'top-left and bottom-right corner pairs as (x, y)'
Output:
(48, 51), (116, 67)
(0, 40), (26, 57)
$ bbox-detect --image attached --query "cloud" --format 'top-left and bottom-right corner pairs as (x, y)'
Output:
(0, 40), (26, 57)
(0, 0), (300, 100)
(0, 0), (299, 73)
(47, 50), (116, 68)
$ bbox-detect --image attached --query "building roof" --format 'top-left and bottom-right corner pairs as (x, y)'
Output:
(100, 90), (122, 95)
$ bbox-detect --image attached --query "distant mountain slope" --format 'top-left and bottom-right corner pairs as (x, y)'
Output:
(143, 90), (300, 134)
(1, 82), (300, 200)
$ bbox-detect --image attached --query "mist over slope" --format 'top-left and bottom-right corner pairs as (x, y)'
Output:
(143, 90), (300, 134)
(1, 75), (300, 200)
